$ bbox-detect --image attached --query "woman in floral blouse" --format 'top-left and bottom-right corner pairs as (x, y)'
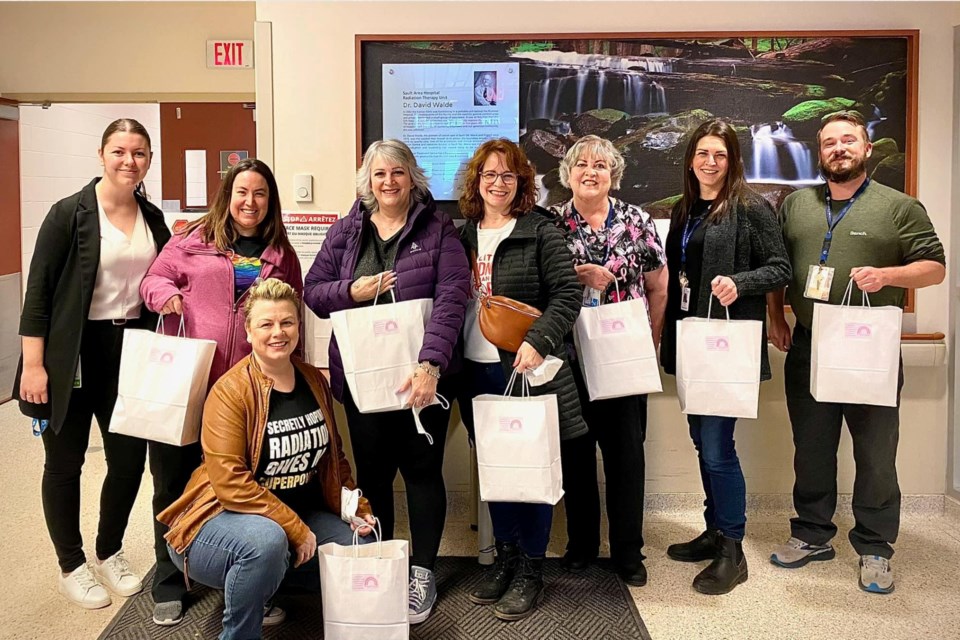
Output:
(549, 134), (667, 587)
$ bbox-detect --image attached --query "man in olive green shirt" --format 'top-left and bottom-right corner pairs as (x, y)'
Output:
(767, 111), (945, 595)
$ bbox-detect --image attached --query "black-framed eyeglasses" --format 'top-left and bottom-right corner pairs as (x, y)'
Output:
(479, 171), (518, 186)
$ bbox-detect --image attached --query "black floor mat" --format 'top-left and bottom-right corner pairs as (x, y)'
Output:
(98, 557), (651, 639)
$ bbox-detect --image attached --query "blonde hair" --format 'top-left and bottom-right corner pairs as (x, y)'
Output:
(356, 139), (430, 213)
(243, 278), (301, 323)
(558, 135), (626, 191)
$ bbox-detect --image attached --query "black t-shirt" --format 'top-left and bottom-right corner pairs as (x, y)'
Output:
(666, 198), (712, 320)
(254, 371), (329, 515)
(231, 235), (268, 301)
(353, 216), (402, 307)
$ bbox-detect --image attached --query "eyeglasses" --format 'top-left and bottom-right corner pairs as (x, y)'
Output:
(479, 171), (518, 186)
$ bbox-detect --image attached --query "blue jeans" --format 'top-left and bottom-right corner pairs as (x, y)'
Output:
(459, 359), (554, 558)
(688, 415), (746, 541)
(168, 510), (369, 640)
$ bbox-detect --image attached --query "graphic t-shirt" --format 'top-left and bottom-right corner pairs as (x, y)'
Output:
(254, 371), (329, 514)
(231, 236), (267, 301)
(465, 218), (517, 363)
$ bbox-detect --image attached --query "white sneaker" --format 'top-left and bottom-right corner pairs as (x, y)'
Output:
(262, 601), (286, 626)
(94, 550), (143, 597)
(58, 564), (112, 609)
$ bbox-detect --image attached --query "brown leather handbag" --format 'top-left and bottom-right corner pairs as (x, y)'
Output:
(472, 252), (542, 353)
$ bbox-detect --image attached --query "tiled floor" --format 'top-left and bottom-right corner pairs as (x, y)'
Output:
(2, 400), (958, 640)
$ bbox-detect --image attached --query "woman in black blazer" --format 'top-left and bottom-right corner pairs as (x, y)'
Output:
(15, 119), (171, 611)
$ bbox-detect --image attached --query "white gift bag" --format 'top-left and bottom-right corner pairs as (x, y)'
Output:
(318, 520), (409, 640)
(811, 279), (902, 407)
(573, 281), (662, 400)
(330, 283), (434, 414)
(676, 297), (762, 419)
(473, 370), (564, 505)
(110, 315), (217, 445)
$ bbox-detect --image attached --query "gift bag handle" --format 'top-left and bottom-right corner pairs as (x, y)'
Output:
(840, 278), (871, 308)
(155, 313), (186, 337)
(503, 368), (531, 398)
(372, 272), (397, 306)
(352, 516), (384, 559)
(599, 278), (621, 306)
(706, 294), (731, 322)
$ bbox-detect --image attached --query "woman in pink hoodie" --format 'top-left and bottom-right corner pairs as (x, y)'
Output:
(139, 158), (302, 627)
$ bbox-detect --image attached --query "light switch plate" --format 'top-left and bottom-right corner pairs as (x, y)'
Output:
(294, 174), (313, 202)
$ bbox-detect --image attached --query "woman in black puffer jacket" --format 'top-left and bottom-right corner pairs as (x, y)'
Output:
(457, 139), (585, 622)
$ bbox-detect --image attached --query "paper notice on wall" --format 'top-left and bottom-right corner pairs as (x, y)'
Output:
(282, 211), (339, 369)
(382, 62), (520, 200)
(282, 211), (339, 273)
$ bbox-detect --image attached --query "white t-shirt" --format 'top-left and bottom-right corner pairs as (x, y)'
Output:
(88, 201), (157, 320)
(465, 219), (517, 363)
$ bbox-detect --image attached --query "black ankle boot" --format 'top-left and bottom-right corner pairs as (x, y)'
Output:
(469, 541), (519, 605)
(667, 530), (720, 563)
(493, 554), (544, 621)
(692, 534), (748, 595)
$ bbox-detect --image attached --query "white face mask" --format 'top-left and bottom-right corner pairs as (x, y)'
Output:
(340, 487), (364, 526)
(523, 355), (563, 387)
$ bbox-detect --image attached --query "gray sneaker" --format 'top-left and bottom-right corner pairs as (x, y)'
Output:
(859, 555), (895, 594)
(408, 565), (437, 624)
(153, 601), (184, 626)
(770, 537), (836, 568)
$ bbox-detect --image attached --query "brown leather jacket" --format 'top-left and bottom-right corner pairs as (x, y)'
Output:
(158, 355), (372, 555)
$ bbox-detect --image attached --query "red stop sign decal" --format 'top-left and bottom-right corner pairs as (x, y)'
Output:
(228, 152), (241, 166)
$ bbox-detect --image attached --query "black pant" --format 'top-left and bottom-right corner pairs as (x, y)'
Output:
(149, 440), (202, 602)
(342, 380), (454, 571)
(560, 363), (648, 569)
(41, 320), (148, 573)
(784, 326), (903, 558)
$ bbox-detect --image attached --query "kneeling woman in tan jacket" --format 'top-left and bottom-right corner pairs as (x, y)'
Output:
(159, 279), (375, 640)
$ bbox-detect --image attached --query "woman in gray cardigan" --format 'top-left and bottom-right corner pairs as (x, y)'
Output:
(659, 119), (790, 595)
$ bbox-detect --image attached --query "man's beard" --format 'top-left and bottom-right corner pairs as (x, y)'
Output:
(819, 153), (868, 183)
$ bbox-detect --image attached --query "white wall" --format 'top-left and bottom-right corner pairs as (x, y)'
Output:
(258, 1), (960, 496)
(19, 104), (162, 283)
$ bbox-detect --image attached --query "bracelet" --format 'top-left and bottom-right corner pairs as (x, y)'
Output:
(417, 363), (441, 379)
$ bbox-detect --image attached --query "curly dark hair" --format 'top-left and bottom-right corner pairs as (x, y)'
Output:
(457, 139), (538, 220)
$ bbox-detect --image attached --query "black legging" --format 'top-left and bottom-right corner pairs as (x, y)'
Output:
(149, 440), (202, 602)
(341, 380), (454, 571)
(41, 320), (147, 573)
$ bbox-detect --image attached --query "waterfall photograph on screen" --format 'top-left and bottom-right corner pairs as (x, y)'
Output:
(359, 34), (913, 217)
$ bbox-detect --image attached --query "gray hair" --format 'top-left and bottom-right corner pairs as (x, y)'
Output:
(558, 135), (626, 191)
(356, 139), (430, 213)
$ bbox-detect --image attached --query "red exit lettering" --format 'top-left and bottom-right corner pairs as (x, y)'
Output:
(214, 42), (245, 66)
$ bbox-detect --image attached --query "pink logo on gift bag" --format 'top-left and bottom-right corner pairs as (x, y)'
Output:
(351, 574), (380, 591)
(148, 348), (175, 364)
(705, 336), (730, 351)
(373, 319), (399, 335)
(845, 323), (873, 339)
(499, 417), (523, 432)
(600, 318), (627, 334)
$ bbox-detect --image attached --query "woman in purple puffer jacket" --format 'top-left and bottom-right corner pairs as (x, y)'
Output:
(304, 139), (469, 625)
(139, 158), (302, 626)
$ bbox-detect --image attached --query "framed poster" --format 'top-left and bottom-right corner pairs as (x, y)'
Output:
(358, 32), (917, 215)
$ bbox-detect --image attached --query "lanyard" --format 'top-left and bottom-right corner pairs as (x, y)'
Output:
(680, 215), (704, 272)
(574, 202), (616, 266)
(821, 178), (870, 265)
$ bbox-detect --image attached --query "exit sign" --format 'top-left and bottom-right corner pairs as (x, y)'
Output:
(206, 40), (253, 69)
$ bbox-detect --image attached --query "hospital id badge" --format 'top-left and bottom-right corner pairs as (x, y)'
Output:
(804, 264), (834, 301)
(583, 286), (601, 308)
(680, 287), (692, 312)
